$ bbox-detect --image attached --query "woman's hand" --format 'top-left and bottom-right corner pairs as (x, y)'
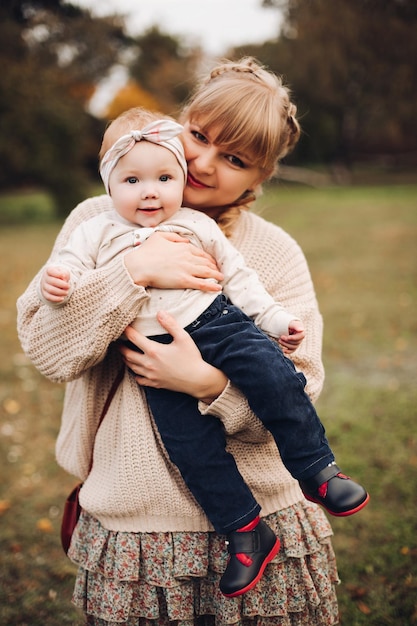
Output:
(124, 231), (224, 291)
(119, 311), (228, 403)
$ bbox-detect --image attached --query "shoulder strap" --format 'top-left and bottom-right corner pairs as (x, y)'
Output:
(88, 366), (124, 473)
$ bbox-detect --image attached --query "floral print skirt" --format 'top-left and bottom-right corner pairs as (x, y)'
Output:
(69, 501), (340, 626)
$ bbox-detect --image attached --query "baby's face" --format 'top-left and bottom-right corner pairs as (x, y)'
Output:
(109, 141), (185, 228)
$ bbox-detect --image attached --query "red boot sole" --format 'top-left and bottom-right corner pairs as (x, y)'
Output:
(304, 492), (370, 517)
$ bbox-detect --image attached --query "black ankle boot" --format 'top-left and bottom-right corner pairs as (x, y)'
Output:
(300, 463), (370, 516)
(219, 519), (280, 597)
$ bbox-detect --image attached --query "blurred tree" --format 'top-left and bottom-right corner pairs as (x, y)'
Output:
(105, 82), (161, 120)
(0, 0), (131, 217)
(238, 0), (417, 166)
(129, 27), (203, 115)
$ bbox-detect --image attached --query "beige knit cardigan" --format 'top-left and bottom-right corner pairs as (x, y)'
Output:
(17, 195), (325, 533)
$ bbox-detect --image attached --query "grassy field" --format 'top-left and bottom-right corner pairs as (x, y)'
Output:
(1, 183), (416, 625)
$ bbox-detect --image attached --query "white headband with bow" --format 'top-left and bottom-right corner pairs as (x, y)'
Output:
(100, 119), (187, 194)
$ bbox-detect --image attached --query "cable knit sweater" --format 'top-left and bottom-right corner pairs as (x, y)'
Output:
(17, 194), (324, 533)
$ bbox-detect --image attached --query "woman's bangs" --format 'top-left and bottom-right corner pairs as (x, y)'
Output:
(196, 105), (272, 170)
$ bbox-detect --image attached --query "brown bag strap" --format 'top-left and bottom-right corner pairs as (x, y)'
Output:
(88, 366), (124, 473)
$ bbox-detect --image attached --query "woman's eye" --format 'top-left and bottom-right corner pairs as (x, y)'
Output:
(127, 177), (138, 184)
(227, 155), (245, 168)
(191, 130), (208, 143)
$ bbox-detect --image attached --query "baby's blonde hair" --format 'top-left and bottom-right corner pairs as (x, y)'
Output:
(180, 58), (300, 235)
(99, 107), (172, 164)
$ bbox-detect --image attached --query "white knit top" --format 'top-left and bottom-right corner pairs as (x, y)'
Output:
(17, 194), (324, 533)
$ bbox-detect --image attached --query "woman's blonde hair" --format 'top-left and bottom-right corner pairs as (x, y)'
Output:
(180, 58), (300, 234)
(181, 57), (300, 177)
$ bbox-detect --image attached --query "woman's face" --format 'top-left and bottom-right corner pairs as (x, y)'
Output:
(181, 120), (263, 219)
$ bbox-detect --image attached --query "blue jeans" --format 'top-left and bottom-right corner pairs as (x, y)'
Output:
(144, 295), (334, 533)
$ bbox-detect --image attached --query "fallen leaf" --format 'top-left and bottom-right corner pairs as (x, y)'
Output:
(357, 601), (371, 615)
(36, 518), (53, 533)
(3, 399), (21, 415)
(10, 543), (22, 553)
(346, 583), (367, 599)
(0, 500), (11, 515)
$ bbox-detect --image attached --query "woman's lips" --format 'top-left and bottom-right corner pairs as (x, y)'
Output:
(187, 172), (209, 189)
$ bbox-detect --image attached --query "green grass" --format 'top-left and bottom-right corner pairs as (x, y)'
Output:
(0, 190), (56, 224)
(0, 223), (84, 625)
(256, 183), (417, 625)
(1, 184), (417, 624)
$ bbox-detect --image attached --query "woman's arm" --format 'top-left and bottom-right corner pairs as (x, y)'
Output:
(121, 315), (271, 442)
(119, 212), (325, 439)
(206, 222), (324, 438)
(121, 313), (228, 403)
(17, 250), (148, 383)
(124, 232), (223, 291)
(17, 197), (223, 383)
(267, 234), (324, 403)
(232, 212), (325, 403)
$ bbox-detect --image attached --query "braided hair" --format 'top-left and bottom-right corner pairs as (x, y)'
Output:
(181, 58), (301, 235)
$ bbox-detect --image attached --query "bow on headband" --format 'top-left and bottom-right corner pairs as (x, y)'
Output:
(100, 119), (187, 194)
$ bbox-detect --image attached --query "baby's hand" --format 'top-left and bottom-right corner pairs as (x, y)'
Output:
(40, 265), (71, 303)
(279, 319), (305, 354)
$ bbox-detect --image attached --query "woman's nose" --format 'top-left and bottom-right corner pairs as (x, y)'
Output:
(194, 147), (216, 174)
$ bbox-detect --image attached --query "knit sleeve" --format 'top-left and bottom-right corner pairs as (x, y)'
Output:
(233, 212), (325, 403)
(198, 382), (272, 443)
(262, 229), (325, 403)
(16, 196), (148, 383)
(199, 210), (325, 440)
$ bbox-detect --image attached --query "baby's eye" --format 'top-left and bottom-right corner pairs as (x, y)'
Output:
(159, 174), (171, 182)
(127, 176), (138, 184)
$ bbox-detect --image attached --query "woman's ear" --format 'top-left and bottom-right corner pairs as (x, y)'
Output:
(256, 168), (274, 186)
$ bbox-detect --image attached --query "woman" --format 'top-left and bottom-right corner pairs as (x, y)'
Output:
(17, 58), (340, 625)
